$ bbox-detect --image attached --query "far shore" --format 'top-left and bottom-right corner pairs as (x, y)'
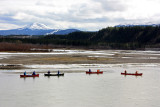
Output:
(0, 49), (160, 70)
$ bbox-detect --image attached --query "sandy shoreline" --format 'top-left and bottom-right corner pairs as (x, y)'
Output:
(0, 49), (160, 70)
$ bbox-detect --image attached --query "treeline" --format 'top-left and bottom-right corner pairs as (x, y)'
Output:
(90, 26), (160, 49)
(0, 32), (95, 48)
(1, 26), (160, 50)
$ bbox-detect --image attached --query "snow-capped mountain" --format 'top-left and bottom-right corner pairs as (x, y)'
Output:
(20, 22), (52, 30)
(115, 23), (160, 27)
(0, 23), (80, 36)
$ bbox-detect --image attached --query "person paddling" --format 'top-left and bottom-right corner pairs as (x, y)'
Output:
(48, 70), (50, 74)
(124, 70), (127, 74)
(58, 70), (60, 75)
(24, 71), (26, 75)
(32, 71), (36, 75)
(89, 69), (91, 72)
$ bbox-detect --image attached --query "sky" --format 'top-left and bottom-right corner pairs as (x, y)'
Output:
(0, 0), (160, 31)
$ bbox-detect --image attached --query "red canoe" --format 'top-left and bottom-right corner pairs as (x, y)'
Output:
(20, 74), (39, 78)
(86, 71), (103, 74)
(121, 73), (143, 76)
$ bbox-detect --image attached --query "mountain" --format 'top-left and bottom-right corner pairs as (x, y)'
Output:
(54, 29), (81, 35)
(20, 22), (52, 30)
(115, 23), (160, 27)
(1, 25), (160, 49)
(0, 23), (80, 36)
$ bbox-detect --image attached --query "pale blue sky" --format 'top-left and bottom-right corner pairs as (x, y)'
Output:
(0, 0), (160, 30)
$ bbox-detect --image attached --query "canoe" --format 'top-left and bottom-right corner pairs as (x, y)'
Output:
(20, 74), (39, 77)
(86, 71), (103, 74)
(44, 73), (64, 76)
(121, 73), (143, 76)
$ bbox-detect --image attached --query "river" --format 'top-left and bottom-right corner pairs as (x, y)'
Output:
(0, 64), (160, 107)
(0, 50), (160, 107)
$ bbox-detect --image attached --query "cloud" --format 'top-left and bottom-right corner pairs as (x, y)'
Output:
(93, 0), (127, 12)
(0, 0), (160, 30)
(0, 14), (17, 22)
(0, 23), (20, 30)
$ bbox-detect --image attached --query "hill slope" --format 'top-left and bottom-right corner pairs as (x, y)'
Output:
(1, 26), (160, 49)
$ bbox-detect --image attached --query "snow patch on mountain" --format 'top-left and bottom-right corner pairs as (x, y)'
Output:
(115, 23), (160, 27)
(45, 29), (60, 35)
(20, 23), (52, 30)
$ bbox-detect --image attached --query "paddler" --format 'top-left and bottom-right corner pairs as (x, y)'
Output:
(24, 71), (26, 75)
(125, 70), (127, 74)
(48, 70), (50, 74)
(58, 70), (60, 74)
(32, 71), (36, 75)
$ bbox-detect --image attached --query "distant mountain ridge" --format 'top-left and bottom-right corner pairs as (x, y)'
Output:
(0, 23), (80, 36)
(1, 25), (160, 49)
(20, 22), (52, 30)
(115, 23), (160, 27)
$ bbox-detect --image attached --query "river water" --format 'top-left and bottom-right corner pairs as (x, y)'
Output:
(0, 65), (160, 107)
(0, 49), (160, 107)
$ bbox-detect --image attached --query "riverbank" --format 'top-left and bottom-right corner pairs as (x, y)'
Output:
(0, 49), (160, 70)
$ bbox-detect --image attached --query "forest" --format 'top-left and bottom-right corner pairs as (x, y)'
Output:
(0, 26), (160, 51)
